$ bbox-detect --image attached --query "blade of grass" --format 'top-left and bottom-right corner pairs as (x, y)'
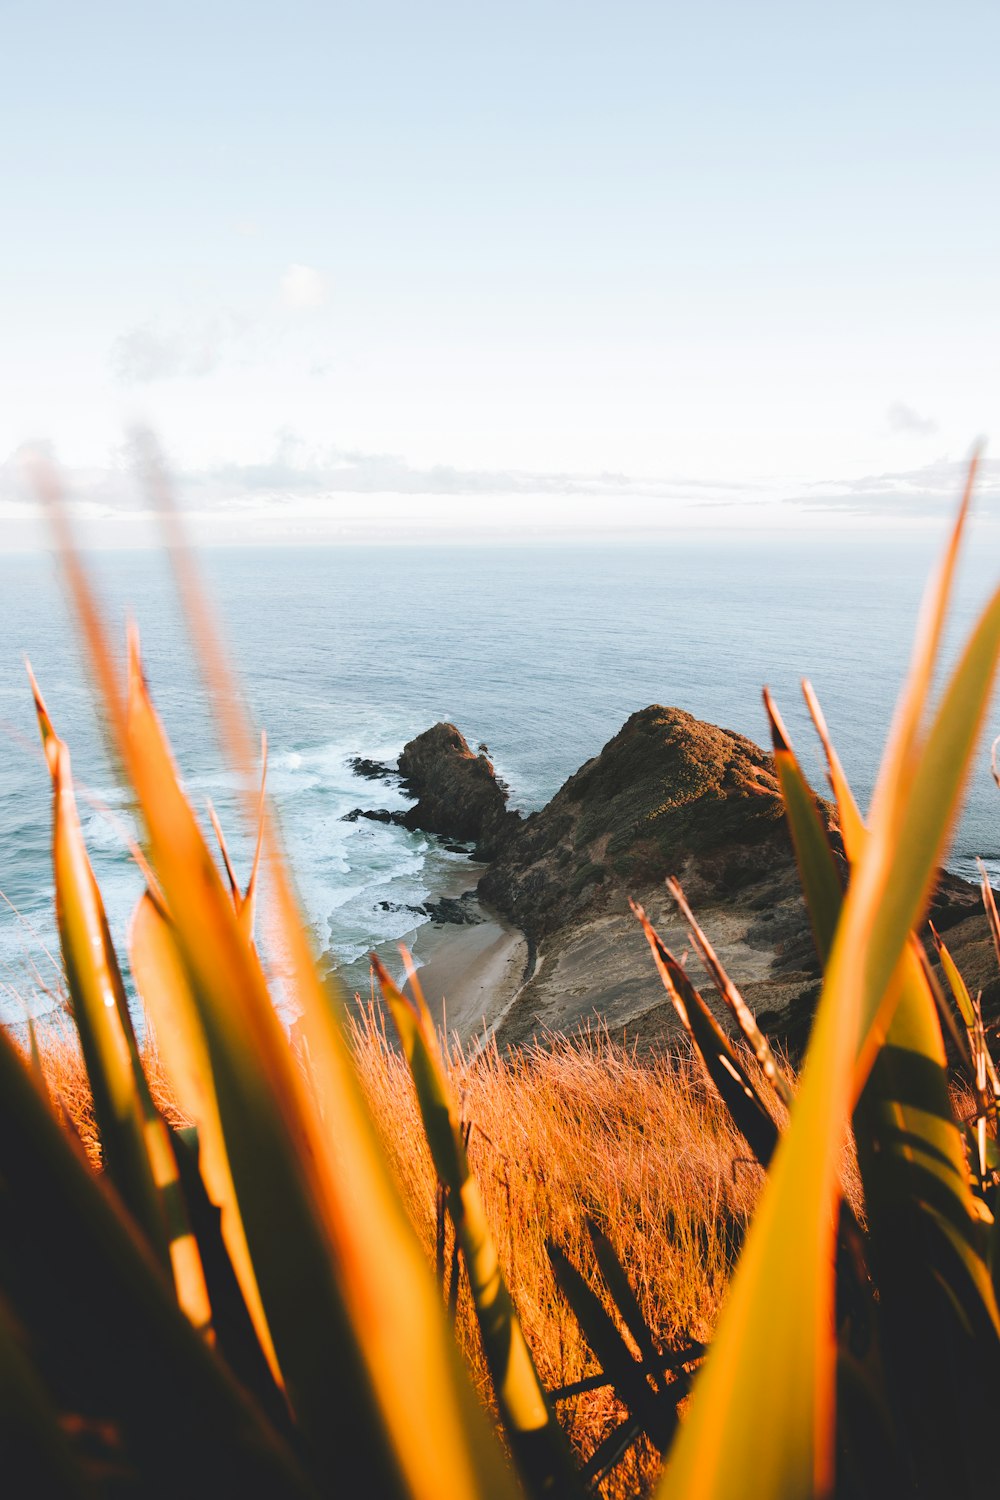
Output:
(129, 888), (281, 1390)
(665, 876), (793, 1109)
(0, 1025), (312, 1495)
(546, 1241), (680, 1452)
(37, 447), (520, 1500)
(658, 486), (1000, 1500)
(976, 857), (1000, 974)
(630, 901), (779, 1167)
(116, 453), (523, 1500)
(28, 666), (211, 1335)
(373, 951), (581, 1500)
(929, 921), (978, 1032)
(802, 680), (867, 860)
(780, 682), (1000, 1491)
(918, 936), (977, 1079)
(207, 801), (244, 912)
(120, 639), (429, 1496)
(239, 732), (268, 943)
(586, 1219), (671, 1396)
(763, 687), (843, 964)
(121, 625), (517, 1498)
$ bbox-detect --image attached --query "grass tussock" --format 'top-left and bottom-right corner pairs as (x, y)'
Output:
(33, 998), (775, 1497)
(349, 1008), (767, 1495)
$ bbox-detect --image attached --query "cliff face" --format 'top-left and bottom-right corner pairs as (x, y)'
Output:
(479, 706), (802, 941)
(397, 723), (519, 859)
(352, 705), (998, 1048)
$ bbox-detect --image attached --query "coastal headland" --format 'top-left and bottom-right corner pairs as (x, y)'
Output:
(343, 709), (998, 1051)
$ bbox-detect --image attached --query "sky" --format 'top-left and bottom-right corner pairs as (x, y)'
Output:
(1, 0), (999, 544)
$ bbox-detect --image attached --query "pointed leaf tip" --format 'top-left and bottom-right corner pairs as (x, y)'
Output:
(762, 687), (792, 753)
(26, 661), (60, 775)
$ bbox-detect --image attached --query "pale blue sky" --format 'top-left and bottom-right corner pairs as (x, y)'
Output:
(2, 0), (999, 542)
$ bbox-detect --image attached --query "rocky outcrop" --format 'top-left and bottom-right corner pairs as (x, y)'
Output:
(348, 755), (397, 782)
(371, 891), (484, 926)
(421, 891), (485, 926)
(354, 705), (1000, 1050)
(397, 723), (519, 858)
(472, 704), (997, 1049)
(479, 706), (805, 942)
(342, 807), (409, 826)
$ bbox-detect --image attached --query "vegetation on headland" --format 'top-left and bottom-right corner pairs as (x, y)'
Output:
(5, 454), (1000, 1497)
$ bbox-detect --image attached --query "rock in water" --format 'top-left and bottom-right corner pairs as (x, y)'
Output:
(397, 722), (519, 858)
(348, 755), (398, 782)
(341, 807), (410, 826)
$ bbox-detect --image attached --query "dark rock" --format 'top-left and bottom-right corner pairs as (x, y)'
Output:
(479, 706), (803, 942)
(397, 722), (520, 858)
(927, 870), (983, 932)
(349, 755), (398, 782)
(342, 807), (409, 826)
(385, 705), (996, 1050)
(420, 891), (484, 927)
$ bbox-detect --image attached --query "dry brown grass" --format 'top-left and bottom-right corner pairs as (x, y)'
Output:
(348, 1006), (769, 1497)
(23, 1013), (190, 1168)
(27, 1002), (777, 1498)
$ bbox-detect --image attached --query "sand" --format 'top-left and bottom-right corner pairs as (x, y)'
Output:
(333, 855), (530, 1047)
(410, 913), (530, 1045)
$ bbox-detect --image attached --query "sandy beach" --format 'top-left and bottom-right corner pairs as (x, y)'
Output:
(334, 855), (530, 1046)
(409, 911), (529, 1045)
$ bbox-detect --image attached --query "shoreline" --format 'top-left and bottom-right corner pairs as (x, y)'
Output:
(409, 908), (530, 1046)
(334, 853), (531, 1045)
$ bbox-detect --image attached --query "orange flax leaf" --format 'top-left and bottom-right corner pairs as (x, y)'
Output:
(864, 450), (978, 841)
(399, 942), (438, 1036)
(25, 660), (59, 775)
(922, 930), (979, 1077)
(802, 679), (868, 861)
(977, 857), (1000, 975)
(27, 458), (129, 752)
(129, 889), (281, 1387)
(929, 920), (978, 1031)
(207, 801), (244, 913)
(238, 732), (268, 944)
(630, 900), (780, 1168)
(115, 446), (517, 1498)
(123, 599), (515, 1499)
(763, 687), (843, 965)
(659, 479), (1000, 1500)
(665, 874), (793, 1108)
(132, 428), (259, 779)
(30, 669), (212, 1334)
(371, 952), (580, 1499)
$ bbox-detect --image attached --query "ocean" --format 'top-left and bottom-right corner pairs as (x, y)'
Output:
(2, 527), (999, 1024)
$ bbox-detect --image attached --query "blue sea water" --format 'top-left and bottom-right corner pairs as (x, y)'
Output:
(2, 528), (1000, 1023)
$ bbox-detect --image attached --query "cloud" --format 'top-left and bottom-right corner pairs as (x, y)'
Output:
(0, 441), (138, 516)
(178, 437), (760, 508)
(279, 264), (328, 311)
(887, 401), (938, 436)
(789, 455), (1000, 517)
(0, 432), (761, 519)
(110, 326), (187, 383)
(7, 431), (994, 533)
(110, 314), (250, 384)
